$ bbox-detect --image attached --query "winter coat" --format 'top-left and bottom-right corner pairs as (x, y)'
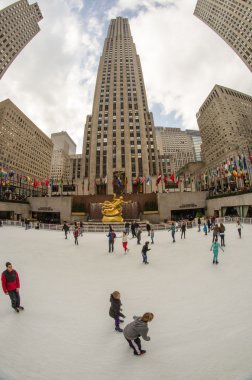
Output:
(146, 224), (151, 231)
(210, 242), (222, 255)
(62, 224), (69, 232)
(219, 225), (225, 234)
(1, 269), (20, 293)
(107, 231), (116, 242)
(109, 294), (125, 319)
(73, 229), (79, 237)
(142, 244), (150, 255)
(203, 223), (207, 232)
(123, 316), (150, 341)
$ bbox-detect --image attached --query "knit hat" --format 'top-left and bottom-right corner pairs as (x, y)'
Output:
(112, 291), (120, 299)
(142, 312), (154, 322)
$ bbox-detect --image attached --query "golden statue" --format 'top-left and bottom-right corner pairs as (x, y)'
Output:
(100, 194), (130, 222)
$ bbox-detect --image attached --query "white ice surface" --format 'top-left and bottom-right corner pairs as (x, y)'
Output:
(0, 225), (252, 380)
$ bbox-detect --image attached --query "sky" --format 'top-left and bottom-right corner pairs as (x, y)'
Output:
(0, 0), (252, 153)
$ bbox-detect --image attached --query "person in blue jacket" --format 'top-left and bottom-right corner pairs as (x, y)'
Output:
(203, 222), (208, 236)
(210, 237), (224, 264)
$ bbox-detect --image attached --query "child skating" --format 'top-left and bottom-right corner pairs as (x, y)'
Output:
(142, 241), (151, 264)
(73, 226), (79, 245)
(122, 231), (129, 254)
(109, 291), (125, 332)
(123, 312), (154, 356)
(210, 237), (224, 264)
(203, 222), (207, 236)
(168, 222), (176, 243)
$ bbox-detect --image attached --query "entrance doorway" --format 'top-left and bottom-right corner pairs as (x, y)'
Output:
(32, 212), (60, 224)
(171, 208), (205, 221)
(0, 211), (14, 220)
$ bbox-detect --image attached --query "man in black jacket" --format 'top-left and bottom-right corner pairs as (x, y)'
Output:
(142, 242), (151, 264)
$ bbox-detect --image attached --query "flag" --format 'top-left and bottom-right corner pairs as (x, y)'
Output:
(104, 176), (107, 184)
(33, 178), (37, 188)
(37, 179), (42, 187)
(169, 172), (174, 182)
(133, 176), (139, 185)
(59, 178), (63, 188)
(243, 156), (247, 171)
(140, 176), (145, 184)
(146, 176), (151, 186)
(117, 177), (121, 187)
(156, 174), (162, 185)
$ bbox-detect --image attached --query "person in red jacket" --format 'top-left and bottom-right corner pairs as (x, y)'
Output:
(1, 262), (24, 313)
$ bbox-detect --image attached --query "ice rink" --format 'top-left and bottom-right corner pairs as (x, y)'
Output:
(0, 224), (252, 380)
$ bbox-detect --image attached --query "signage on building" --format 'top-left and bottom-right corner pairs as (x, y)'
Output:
(38, 207), (54, 211)
(179, 204), (197, 209)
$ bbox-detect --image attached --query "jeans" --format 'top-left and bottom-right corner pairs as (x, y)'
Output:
(220, 233), (225, 246)
(142, 253), (148, 263)
(172, 231), (175, 242)
(109, 240), (114, 252)
(126, 337), (142, 355)
(8, 290), (20, 309)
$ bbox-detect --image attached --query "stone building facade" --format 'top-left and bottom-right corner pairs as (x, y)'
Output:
(0, 99), (53, 179)
(194, 0), (252, 73)
(196, 84), (252, 166)
(51, 132), (76, 182)
(155, 127), (196, 172)
(82, 17), (159, 195)
(0, 0), (43, 79)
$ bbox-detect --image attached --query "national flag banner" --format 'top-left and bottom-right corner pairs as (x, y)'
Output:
(59, 178), (63, 188)
(140, 176), (145, 184)
(117, 177), (121, 187)
(169, 172), (175, 182)
(104, 176), (107, 184)
(163, 175), (167, 184)
(243, 156), (247, 171)
(146, 176), (151, 186)
(37, 179), (42, 187)
(133, 176), (139, 185)
(45, 179), (50, 187)
(156, 174), (162, 185)
(33, 178), (37, 188)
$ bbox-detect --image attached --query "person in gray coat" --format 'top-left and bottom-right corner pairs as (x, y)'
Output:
(123, 312), (154, 355)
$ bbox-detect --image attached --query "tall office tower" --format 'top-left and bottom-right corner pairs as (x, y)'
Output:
(196, 84), (252, 165)
(0, 99), (53, 179)
(0, 0), (43, 79)
(185, 129), (202, 162)
(82, 17), (159, 195)
(194, 0), (252, 73)
(155, 127), (196, 172)
(51, 132), (76, 181)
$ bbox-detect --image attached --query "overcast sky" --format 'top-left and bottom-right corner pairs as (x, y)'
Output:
(1, 0), (252, 153)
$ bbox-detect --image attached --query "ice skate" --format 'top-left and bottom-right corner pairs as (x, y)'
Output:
(115, 327), (123, 332)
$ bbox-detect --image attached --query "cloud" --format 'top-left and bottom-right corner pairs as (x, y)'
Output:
(1, 0), (252, 155)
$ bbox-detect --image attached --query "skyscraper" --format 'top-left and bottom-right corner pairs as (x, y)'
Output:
(194, 0), (252, 73)
(155, 127), (196, 172)
(185, 129), (202, 162)
(196, 84), (252, 166)
(0, 0), (43, 79)
(82, 17), (159, 195)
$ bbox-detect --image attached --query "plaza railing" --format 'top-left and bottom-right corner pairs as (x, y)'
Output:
(1, 218), (251, 232)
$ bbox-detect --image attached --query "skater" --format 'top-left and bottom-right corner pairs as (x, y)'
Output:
(137, 227), (142, 245)
(203, 222), (207, 236)
(210, 237), (224, 264)
(107, 228), (116, 252)
(146, 223), (151, 236)
(219, 223), (225, 246)
(124, 221), (130, 235)
(142, 241), (151, 264)
(122, 231), (129, 254)
(62, 222), (69, 239)
(131, 222), (136, 238)
(168, 222), (176, 243)
(73, 226), (79, 245)
(79, 221), (84, 236)
(1, 262), (24, 312)
(207, 218), (211, 233)
(236, 220), (243, 238)
(197, 217), (201, 232)
(109, 291), (125, 333)
(150, 228), (154, 244)
(212, 224), (219, 242)
(181, 221), (186, 239)
(123, 312), (154, 356)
